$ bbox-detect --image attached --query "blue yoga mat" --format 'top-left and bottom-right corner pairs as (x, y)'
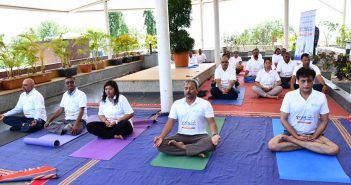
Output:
(211, 87), (246, 105)
(272, 118), (351, 183)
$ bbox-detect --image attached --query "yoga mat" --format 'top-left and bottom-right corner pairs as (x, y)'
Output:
(272, 118), (351, 183)
(23, 130), (87, 147)
(150, 117), (225, 170)
(211, 87), (246, 105)
(70, 127), (149, 160)
(0, 130), (28, 147)
(87, 115), (153, 128)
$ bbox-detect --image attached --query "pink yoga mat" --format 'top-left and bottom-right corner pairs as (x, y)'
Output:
(23, 130), (87, 147)
(70, 127), (148, 160)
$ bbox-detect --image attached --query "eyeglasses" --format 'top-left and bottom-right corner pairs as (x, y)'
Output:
(65, 81), (75, 85)
(221, 61), (229, 64)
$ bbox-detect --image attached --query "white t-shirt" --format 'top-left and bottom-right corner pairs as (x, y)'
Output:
(98, 95), (134, 123)
(255, 69), (281, 88)
(4, 88), (47, 121)
(292, 63), (321, 84)
(272, 54), (283, 65)
(280, 89), (329, 134)
(60, 89), (88, 121)
(188, 56), (198, 66)
(229, 56), (242, 68)
(196, 53), (207, 63)
(214, 66), (236, 88)
(277, 60), (297, 78)
(169, 97), (214, 135)
(246, 58), (264, 76)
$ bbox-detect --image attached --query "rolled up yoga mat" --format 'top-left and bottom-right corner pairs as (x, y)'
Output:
(150, 117), (225, 170)
(272, 118), (351, 183)
(23, 130), (87, 147)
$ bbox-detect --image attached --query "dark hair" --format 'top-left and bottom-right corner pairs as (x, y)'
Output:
(102, 80), (120, 105)
(296, 67), (316, 80)
(301, 53), (310, 60)
(264, 58), (272, 64)
(274, 48), (281, 54)
(184, 79), (199, 90)
(65, 76), (75, 81)
(222, 53), (230, 59)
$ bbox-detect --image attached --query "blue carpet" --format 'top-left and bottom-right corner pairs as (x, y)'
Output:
(57, 116), (351, 185)
(272, 118), (351, 183)
(211, 87), (246, 105)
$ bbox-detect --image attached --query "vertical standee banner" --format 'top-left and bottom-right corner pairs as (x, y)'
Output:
(294, 10), (316, 60)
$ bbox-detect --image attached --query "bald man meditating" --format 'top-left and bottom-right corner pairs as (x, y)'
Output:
(0, 78), (47, 132)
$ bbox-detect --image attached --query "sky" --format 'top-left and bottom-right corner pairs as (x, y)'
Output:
(0, 0), (349, 49)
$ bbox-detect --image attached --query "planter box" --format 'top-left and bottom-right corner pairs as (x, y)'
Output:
(30, 72), (52, 84)
(1, 76), (26, 90)
(79, 64), (93, 73)
(92, 61), (106, 70)
(57, 66), (78, 77)
(107, 58), (122, 66)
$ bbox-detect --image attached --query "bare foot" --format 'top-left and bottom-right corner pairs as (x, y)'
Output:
(267, 94), (279, 99)
(114, 135), (124, 139)
(198, 153), (206, 158)
(168, 140), (186, 150)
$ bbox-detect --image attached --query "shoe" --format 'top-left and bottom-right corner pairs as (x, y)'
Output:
(10, 126), (21, 131)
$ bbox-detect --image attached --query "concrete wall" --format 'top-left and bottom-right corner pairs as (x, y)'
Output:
(0, 61), (143, 113)
(143, 53), (159, 69)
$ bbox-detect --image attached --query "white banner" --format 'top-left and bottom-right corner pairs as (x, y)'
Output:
(294, 10), (316, 60)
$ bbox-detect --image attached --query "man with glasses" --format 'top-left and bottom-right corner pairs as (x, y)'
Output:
(210, 55), (238, 100)
(45, 76), (87, 135)
(0, 78), (46, 132)
(268, 68), (339, 155)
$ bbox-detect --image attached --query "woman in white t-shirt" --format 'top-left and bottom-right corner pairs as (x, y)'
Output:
(272, 48), (283, 69)
(87, 80), (134, 139)
(252, 58), (283, 99)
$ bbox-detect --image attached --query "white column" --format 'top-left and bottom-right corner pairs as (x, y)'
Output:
(200, 0), (204, 49)
(104, 0), (112, 59)
(155, 0), (173, 112)
(284, 0), (289, 50)
(343, 0), (347, 26)
(213, 0), (220, 65)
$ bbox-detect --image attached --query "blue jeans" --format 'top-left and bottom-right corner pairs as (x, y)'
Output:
(3, 116), (45, 132)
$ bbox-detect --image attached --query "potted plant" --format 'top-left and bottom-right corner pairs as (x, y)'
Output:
(168, 0), (194, 67)
(48, 36), (77, 77)
(0, 35), (25, 90)
(333, 53), (351, 93)
(78, 30), (108, 70)
(14, 33), (52, 83)
(314, 51), (335, 80)
(111, 34), (139, 64)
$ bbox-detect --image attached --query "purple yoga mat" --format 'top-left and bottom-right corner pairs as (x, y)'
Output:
(23, 130), (87, 147)
(70, 127), (148, 160)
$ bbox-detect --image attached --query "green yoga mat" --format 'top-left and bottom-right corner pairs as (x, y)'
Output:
(151, 117), (225, 170)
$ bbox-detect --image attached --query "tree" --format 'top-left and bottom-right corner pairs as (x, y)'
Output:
(109, 12), (129, 38)
(36, 21), (65, 41)
(318, 21), (339, 46)
(143, 10), (156, 35)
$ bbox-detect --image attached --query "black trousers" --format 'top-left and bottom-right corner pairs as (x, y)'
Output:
(294, 84), (323, 92)
(3, 116), (45, 132)
(280, 77), (292, 89)
(210, 87), (238, 100)
(86, 120), (133, 139)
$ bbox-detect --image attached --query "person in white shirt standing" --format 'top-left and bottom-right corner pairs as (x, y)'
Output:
(252, 58), (283, 99)
(210, 55), (239, 100)
(44, 76), (87, 135)
(245, 48), (264, 80)
(290, 53), (328, 94)
(268, 68), (339, 155)
(154, 79), (220, 158)
(276, 52), (297, 88)
(87, 80), (134, 139)
(196, 49), (207, 63)
(0, 78), (46, 132)
(272, 48), (283, 70)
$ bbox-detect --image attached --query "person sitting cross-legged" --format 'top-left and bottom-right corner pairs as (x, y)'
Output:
(252, 58), (283, 99)
(154, 79), (220, 158)
(268, 67), (339, 155)
(210, 55), (239, 100)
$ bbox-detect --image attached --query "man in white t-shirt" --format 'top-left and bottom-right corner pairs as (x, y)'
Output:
(45, 76), (87, 135)
(196, 49), (207, 63)
(210, 55), (238, 100)
(277, 52), (297, 88)
(268, 68), (339, 155)
(0, 78), (46, 132)
(245, 48), (264, 80)
(229, 51), (243, 75)
(154, 80), (221, 157)
(188, 51), (198, 66)
(290, 53), (328, 94)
